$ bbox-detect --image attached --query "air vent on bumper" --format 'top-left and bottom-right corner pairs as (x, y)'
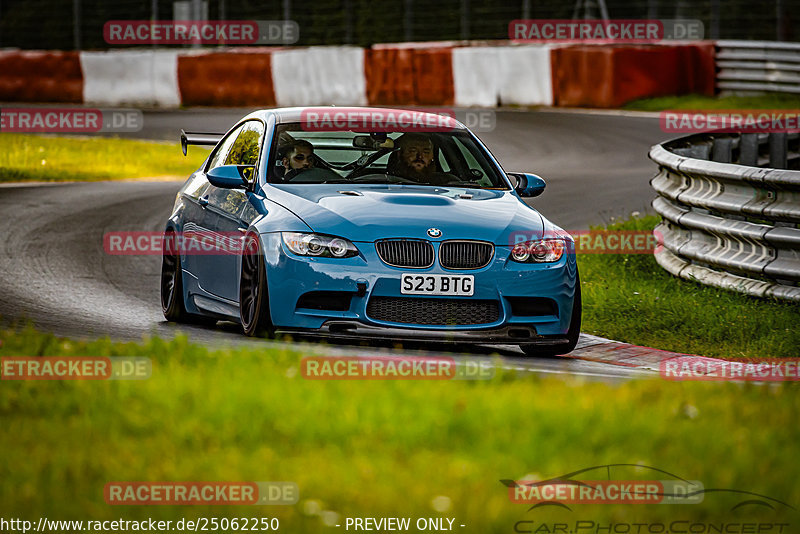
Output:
(367, 296), (500, 325)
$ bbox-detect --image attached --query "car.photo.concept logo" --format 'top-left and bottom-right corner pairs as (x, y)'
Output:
(503, 464), (793, 533)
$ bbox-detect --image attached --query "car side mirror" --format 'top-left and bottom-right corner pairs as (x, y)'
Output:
(508, 172), (546, 198)
(207, 165), (253, 189)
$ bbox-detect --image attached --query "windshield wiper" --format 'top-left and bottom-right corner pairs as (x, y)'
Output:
(443, 181), (486, 188)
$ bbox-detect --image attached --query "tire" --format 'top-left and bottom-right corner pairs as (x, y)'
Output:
(520, 271), (582, 357)
(161, 230), (190, 322)
(240, 234), (274, 337)
(161, 230), (216, 325)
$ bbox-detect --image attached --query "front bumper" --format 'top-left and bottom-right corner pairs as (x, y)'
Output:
(276, 323), (576, 345)
(261, 233), (578, 342)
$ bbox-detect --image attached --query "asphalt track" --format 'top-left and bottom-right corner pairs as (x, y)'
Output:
(0, 108), (674, 380)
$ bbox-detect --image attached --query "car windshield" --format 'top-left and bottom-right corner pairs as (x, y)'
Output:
(268, 124), (510, 189)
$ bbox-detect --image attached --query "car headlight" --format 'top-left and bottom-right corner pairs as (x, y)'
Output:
(281, 232), (359, 258)
(510, 238), (566, 263)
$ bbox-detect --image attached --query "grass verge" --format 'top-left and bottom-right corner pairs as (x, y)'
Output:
(0, 134), (208, 182)
(578, 215), (800, 359)
(0, 323), (798, 532)
(624, 93), (800, 112)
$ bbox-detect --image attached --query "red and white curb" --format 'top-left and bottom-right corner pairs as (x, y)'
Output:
(566, 333), (725, 371)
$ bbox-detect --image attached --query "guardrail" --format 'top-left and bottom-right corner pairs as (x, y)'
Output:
(649, 132), (800, 302)
(716, 40), (800, 94)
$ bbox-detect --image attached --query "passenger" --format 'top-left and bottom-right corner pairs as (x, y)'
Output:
(281, 139), (315, 179)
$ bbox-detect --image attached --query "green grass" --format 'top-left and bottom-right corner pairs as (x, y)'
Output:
(0, 134), (208, 182)
(578, 215), (800, 359)
(1, 323), (799, 532)
(624, 93), (800, 112)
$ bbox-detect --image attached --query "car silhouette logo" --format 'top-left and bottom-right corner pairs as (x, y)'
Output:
(427, 228), (442, 238)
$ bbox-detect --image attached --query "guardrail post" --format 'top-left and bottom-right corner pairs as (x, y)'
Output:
(688, 142), (711, 160)
(739, 133), (759, 166)
(769, 132), (788, 169)
(712, 137), (733, 163)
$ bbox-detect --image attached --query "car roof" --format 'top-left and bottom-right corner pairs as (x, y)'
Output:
(241, 106), (468, 130)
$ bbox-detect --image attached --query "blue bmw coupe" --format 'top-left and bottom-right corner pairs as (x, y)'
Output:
(161, 107), (580, 356)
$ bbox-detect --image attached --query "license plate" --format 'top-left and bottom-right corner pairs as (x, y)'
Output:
(401, 274), (474, 296)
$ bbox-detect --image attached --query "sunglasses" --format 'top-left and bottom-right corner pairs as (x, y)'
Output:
(292, 154), (314, 162)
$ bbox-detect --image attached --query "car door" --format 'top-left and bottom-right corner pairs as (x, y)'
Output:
(194, 120), (265, 302)
(180, 123), (244, 281)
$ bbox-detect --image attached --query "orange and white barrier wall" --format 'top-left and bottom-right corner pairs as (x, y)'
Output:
(0, 42), (715, 109)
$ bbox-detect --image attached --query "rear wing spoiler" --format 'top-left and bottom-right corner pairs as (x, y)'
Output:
(180, 129), (224, 156)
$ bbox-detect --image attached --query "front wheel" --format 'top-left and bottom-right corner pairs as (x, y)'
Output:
(240, 234), (274, 337)
(520, 272), (582, 357)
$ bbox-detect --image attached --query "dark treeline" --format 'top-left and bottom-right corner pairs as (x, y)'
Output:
(0, 0), (795, 50)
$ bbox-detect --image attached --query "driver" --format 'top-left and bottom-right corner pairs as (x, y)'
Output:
(388, 133), (447, 185)
(281, 139), (315, 180)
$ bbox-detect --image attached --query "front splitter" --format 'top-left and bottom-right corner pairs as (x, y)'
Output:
(275, 320), (570, 346)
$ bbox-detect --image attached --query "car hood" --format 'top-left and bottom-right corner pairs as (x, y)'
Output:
(265, 184), (545, 245)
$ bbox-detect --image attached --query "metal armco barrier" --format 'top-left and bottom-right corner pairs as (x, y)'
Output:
(716, 40), (800, 94)
(650, 132), (800, 302)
